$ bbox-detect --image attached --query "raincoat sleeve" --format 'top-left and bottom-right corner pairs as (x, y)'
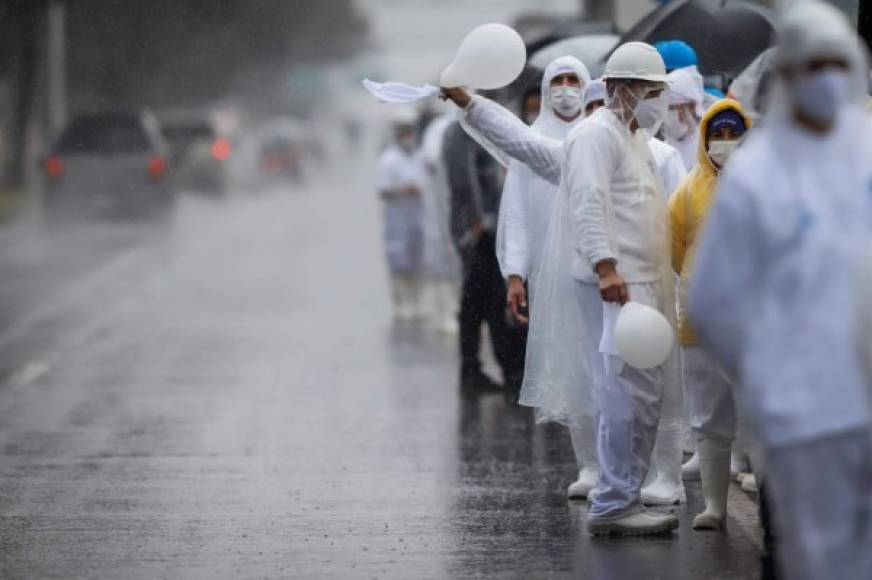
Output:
(661, 148), (688, 199)
(496, 162), (529, 279)
(572, 125), (620, 270)
(668, 181), (691, 275)
(377, 151), (399, 194)
(688, 171), (764, 377)
(462, 96), (563, 185)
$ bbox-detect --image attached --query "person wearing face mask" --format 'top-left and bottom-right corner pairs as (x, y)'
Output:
(500, 58), (589, 328)
(668, 100), (750, 532)
(587, 76), (688, 509)
(378, 109), (426, 323)
(688, 2), (872, 577)
(496, 56), (601, 497)
(661, 68), (704, 171)
(567, 42), (682, 534)
(442, 53), (686, 515)
(589, 78), (687, 204)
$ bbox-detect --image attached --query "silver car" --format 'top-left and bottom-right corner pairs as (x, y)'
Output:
(44, 111), (174, 219)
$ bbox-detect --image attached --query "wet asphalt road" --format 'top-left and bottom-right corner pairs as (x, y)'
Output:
(0, 151), (763, 579)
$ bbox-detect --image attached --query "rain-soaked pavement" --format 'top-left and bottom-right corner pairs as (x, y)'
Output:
(0, 147), (763, 579)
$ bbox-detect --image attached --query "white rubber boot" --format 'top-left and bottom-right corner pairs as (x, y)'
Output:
(567, 423), (599, 499)
(730, 451), (747, 481)
(587, 510), (679, 536)
(682, 451), (701, 480)
(390, 275), (410, 322)
(433, 281), (459, 335)
(406, 276), (424, 321)
(568, 468), (599, 500)
(642, 429), (686, 506)
(692, 436), (731, 531)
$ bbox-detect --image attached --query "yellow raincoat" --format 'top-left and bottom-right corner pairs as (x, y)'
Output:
(669, 99), (751, 346)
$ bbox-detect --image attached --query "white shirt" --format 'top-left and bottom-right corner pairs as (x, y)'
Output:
(569, 108), (668, 284)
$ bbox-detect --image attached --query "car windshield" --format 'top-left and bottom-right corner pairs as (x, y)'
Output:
(56, 115), (151, 154)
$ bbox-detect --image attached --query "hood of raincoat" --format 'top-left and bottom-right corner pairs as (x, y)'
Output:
(534, 56), (592, 139)
(669, 98), (751, 346)
(695, 98), (752, 175)
(667, 66), (705, 117)
(769, 0), (870, 125)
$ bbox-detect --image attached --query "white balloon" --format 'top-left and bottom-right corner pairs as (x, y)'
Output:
(440, 23), (527, 90)
(615, 302), (675, 370)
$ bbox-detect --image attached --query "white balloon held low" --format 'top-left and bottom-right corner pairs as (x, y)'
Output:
(614, 302), (675, 370)
(440, 23), (527, 90)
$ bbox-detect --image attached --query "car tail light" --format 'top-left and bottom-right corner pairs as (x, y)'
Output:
(211, 138), (231, 162)
(45, 155), (63, 180)
(148, 156), (167, 180)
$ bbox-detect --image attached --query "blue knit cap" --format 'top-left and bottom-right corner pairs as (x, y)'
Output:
(655, 40), (699, 72)
(707, 110), (747, 138)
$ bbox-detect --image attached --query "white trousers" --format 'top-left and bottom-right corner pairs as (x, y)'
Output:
(766, 428), (872, 580)
(588, 284), (664, 519)
(684, 346), (736, 443)
(569, 418), (598, 470)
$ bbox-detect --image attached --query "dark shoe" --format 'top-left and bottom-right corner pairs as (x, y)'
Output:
(460, 369), (502, 391)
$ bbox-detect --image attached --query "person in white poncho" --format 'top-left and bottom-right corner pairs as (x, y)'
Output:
(660, 67), (704, 171)
(495, 56), (602, 499)
(443, 69), (688, 511)
(443, 42), (685, 535)
(689, 2), (872, 576)
(377, 109), (425, 322)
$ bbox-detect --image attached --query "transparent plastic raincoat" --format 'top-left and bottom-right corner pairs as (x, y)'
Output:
(522, 87), (682, 437)
(457, 83), (682, 431)
(495, 56), (591, 288)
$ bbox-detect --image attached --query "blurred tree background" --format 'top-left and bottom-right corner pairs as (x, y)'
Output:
(0, 0), (369, 186)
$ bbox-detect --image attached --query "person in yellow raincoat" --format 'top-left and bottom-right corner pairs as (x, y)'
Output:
(669, 99), (751, 531)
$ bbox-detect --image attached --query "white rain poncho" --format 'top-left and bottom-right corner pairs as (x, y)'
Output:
(688, 1), (872, 448)
(496, 56), (591, 285)
(457, 83), (682, 429)
(419, 113), (461, 279)
(648, 137), (687, 198)
(377, 144), (425, 274)
(662, 67), (704, 171)
(527, 88), (681, 426)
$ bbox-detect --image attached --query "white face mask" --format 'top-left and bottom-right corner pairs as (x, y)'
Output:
(791, 69), (851, 125)
(663, 109), (693, 141)
(707, 139), (739, 167)
(551, 85), (582, 118)
(633, 92), (669, 129)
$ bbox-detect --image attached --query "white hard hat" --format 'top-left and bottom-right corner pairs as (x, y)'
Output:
(603, 42), (668, 83)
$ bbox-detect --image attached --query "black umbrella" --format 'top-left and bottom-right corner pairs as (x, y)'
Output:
(617, 0), (775, 78)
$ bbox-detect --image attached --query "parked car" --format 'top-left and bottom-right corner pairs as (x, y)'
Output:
(253, 118), (311, 185)
(159, 112), (233, 195)
(43, 111), (173, 219)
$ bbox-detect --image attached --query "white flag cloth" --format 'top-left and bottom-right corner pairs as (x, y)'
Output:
(362, 79), (440, 104)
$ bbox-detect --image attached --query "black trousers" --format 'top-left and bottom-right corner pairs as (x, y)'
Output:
(458, 233), (526, 380)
